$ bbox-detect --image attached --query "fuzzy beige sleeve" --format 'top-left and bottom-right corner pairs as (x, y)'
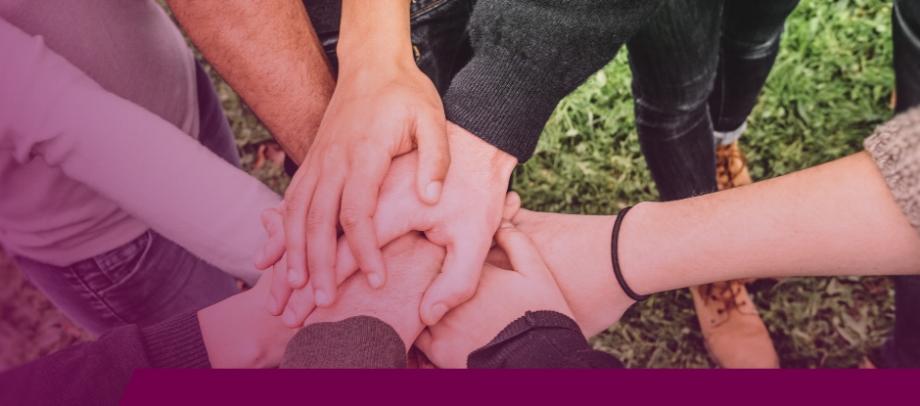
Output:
(864, 107), (920, 235)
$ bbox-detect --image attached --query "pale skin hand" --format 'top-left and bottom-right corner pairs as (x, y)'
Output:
(414, 221), (575, 369)
(266, 125), (517, 327)
(279, 0), (452, 309)
(305, 233), (446, 350)
(508, 152), (920, 337)
(197, 273), (297, 369)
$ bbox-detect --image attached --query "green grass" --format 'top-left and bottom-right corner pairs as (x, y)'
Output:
(211, 0), (899, 368)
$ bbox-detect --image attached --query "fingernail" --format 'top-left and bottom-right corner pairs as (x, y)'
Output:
(282, 309), (297, 326)
(425, 181), (443, 201)
(315, 289), (331, 307)
(428, 303), (448, 325)
(368, 272), (384, 289)
(288, 270), (303, 286)
(500, 220), (514, 229)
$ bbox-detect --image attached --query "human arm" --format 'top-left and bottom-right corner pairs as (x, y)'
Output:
(512, 134), (920, 336)
(0, 18), (280, 281)
(0, 276), (295, 406)
(278, 0), (456, 309)
(165, 0), (334, 161)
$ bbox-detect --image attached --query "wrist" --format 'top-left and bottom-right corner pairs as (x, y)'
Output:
(198, 289), (297, 368)
(448, 124), (518, 179)
(338, 1), (414, 73)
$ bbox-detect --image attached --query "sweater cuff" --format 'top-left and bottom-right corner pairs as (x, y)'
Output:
(443, 51), (568, 162)
(140, 313), (211, 369)
(864, 107), (920, 236)
(467, 310), (583, 367)
(280, 316), (407, 368)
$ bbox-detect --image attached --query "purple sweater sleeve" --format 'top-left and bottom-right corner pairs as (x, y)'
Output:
(0, 18), (280, 281)
(0, 313), (209, 406)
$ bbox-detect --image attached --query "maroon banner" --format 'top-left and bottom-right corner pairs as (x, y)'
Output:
(122, 369), (919, 406)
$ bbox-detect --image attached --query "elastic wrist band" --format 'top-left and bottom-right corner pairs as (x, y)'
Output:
(611, 205), (649, 302)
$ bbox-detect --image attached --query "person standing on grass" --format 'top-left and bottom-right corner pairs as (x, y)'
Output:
(0, 1), (281, 335)
(623, 0), (801, 367)
(864, 0), (920, 369)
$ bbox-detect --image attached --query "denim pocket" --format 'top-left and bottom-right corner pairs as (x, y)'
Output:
(65, 231), (152, 294)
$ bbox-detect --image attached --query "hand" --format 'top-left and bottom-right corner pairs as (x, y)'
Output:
(415, 221), (574, 368)
(305, 233), (446, 349)
(279, 56), (450, 308)
(508, 206), (637, 336)
(268, 124), (517, 326)
(197, 271), (297, 368)
(340, 124), (518, 325)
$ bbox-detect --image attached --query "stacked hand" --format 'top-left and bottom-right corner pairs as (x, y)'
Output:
(259, 125), (516, 327)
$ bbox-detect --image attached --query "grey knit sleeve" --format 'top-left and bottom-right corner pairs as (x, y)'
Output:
(864, 107), (920, 234)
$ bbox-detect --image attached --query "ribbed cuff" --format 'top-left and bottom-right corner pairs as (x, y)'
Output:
(280, 316), (407, 369)
(443, 51), (569, 162)
(468, 310), (583, 367)
(864, 107), (920, 235)
(140, 313), (211, 369)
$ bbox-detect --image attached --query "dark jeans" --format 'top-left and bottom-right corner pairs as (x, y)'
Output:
(882, 0), (920, 368)
(626, 0), (800, 201)
(14, 62), (240, 335)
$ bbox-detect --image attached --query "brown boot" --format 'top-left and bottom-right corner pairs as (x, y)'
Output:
(690, 141), (779, 368)
(715, 141), (753, 190)
(691, 282), (779, 368)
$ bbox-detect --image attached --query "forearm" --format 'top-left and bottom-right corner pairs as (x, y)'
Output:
(0, 19), (279, 280)
(535, 153), (920, 336)
(166, 0), (334, 162)
(337, 0), (414, 75)
(443, 0), (662, 161)
(622, 152), (920, 294)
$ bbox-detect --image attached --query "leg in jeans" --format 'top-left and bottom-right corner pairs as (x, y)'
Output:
(15, 61), (240, 335)
(880, 0), (920, 368)
(626, 0), (723, 202)
(708, 0), (800, 135)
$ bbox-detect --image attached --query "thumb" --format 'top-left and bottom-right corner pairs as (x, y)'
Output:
(501, 191), (522, 222)
(414, 113), (450, 205)
(255, 206), (286, 270)
(493, 221), (548, 276)
(419, 237), (487, 325)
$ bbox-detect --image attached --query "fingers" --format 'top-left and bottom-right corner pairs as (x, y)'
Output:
(501, 191), (522, 222)
(305, 164), (345, 307)
(414, 328), (434, 355)
(268, 254), (293, 316)
(493, 221), (548, 276)
(281, 282), (315, 328)
(255, 206), (286, 270)
(283, 166), (319, 289)
(413, 112), (450, 204)
(419, 237), (487, 326)
(341, 156), (389, 289)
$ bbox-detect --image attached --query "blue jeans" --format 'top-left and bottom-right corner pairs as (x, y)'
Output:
(880, 0), (920, 369)
(626, 0), (800, 201)
(14, 61), (240, 335)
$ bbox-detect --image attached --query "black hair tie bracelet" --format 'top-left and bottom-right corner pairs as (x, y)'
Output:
(611, 206), (650, 302)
